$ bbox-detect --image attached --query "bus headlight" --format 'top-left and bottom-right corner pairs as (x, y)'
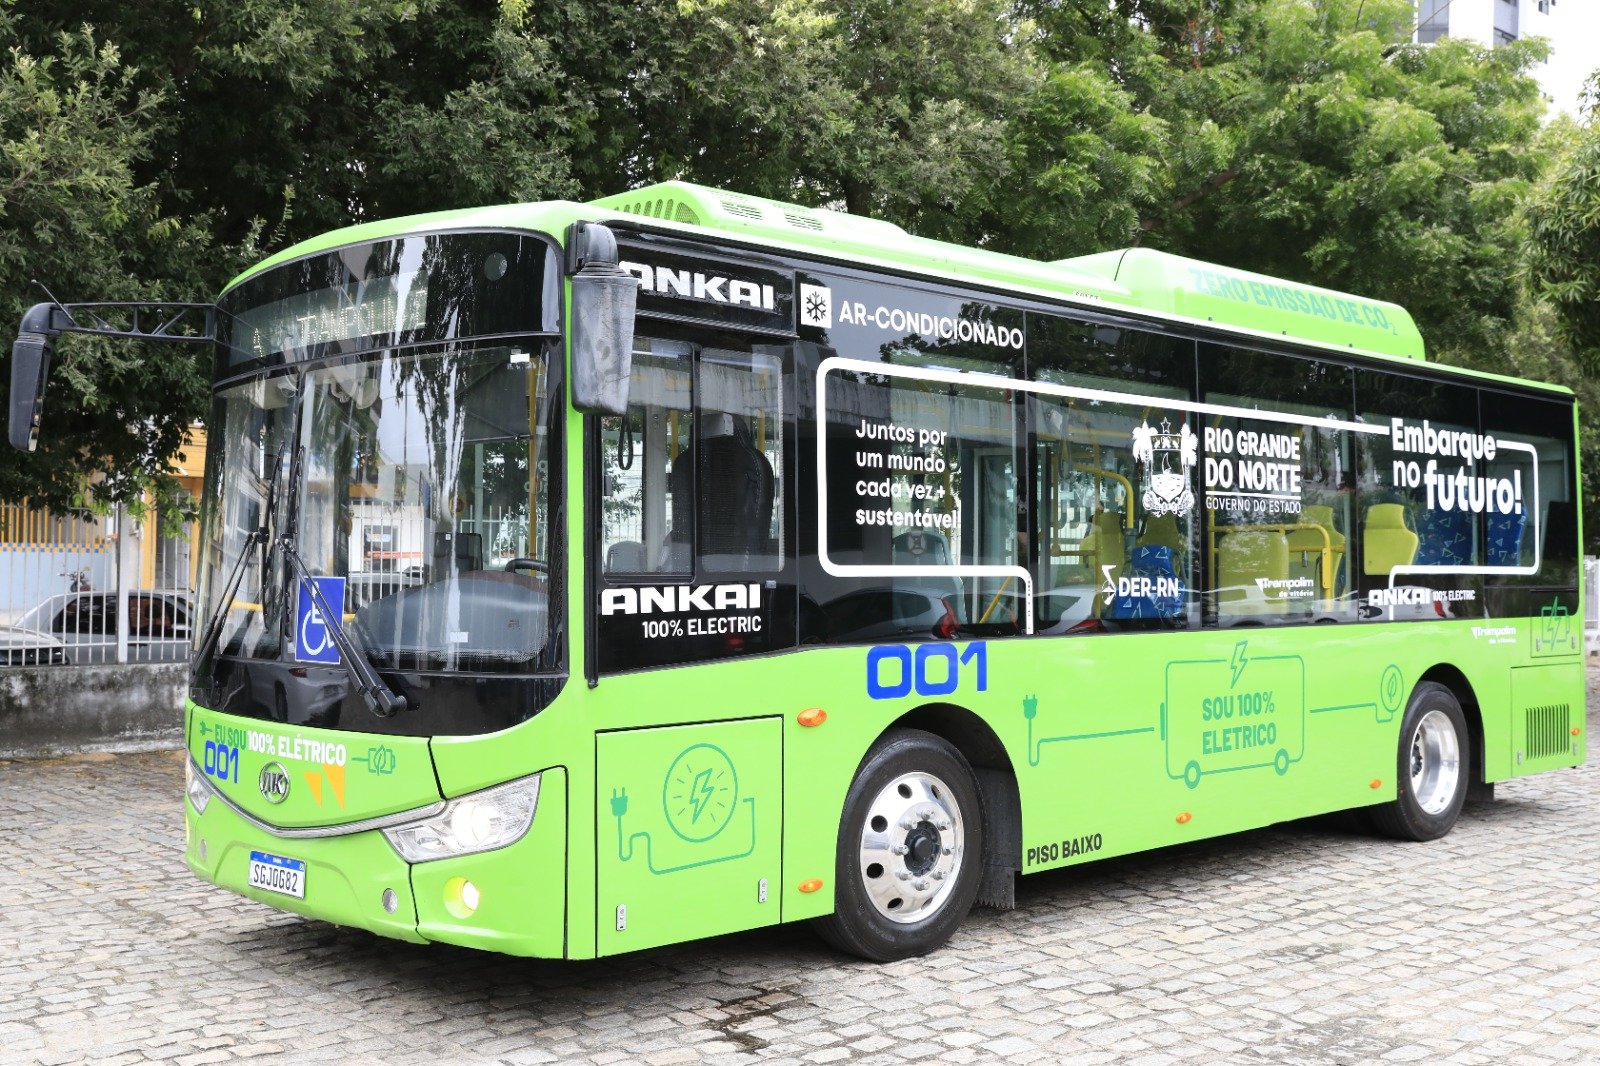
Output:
(383, 773), (541, 863)
(185, 756), (214, 814)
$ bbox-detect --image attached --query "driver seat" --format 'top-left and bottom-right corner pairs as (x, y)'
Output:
(669, 413), (776, 569)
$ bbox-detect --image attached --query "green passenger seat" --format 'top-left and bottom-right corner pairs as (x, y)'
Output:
(1362, 503), (1418, 576)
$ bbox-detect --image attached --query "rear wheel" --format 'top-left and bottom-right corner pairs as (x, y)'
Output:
(812, 729), (984, 961)
(1369, 682), (1468, 841)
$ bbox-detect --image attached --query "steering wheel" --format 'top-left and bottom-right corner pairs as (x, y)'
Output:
(505, 558), (548, 575)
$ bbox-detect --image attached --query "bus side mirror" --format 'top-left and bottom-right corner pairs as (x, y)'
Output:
(9, 303), (65, 452)
(566, 221), (637, 417)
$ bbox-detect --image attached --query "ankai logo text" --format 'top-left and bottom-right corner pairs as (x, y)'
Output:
(601, 583), (763, 616)
(621, 261), (777, 311)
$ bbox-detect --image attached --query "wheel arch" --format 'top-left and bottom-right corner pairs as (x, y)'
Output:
(888, 702), (1020, 909)
(1417, 663), (1488, 792)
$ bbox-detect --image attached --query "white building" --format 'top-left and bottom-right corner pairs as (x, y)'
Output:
(1416, 0), (1596, 116)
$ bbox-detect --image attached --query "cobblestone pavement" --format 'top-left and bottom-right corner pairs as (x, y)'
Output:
(5, 674), (1600, 1066)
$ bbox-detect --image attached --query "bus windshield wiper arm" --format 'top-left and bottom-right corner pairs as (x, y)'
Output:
(194, 449), (287, 672)
(192, 529), (265, 672)
(278, 539), (407, 718)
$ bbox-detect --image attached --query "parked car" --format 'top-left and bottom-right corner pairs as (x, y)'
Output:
(10, 591), (194, 665)
(0, 624), (69, 667)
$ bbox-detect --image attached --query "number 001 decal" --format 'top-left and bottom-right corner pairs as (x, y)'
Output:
(866, 642), (988, 700)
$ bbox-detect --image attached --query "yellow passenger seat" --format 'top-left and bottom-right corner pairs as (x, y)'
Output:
(1138, 513), (1184, 553)
(1075, 511), (1126, 614)
(1362, 503), (1418, 576)
(1286, 504), (1345, 596)
(1216, 529), (1290, 617)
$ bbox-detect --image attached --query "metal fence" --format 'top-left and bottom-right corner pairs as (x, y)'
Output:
(1, 500), (194, 668)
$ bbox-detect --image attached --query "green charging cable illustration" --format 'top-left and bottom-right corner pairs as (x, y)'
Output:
(612, 743), (758, 874)
(1024, 692), (1154, 767)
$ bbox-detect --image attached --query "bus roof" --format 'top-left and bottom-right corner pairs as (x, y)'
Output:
(229, 181), (1574, 394)
(588, 183), (1426, 363)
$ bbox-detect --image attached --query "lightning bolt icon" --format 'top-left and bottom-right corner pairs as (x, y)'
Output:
(1230, 640), (1249, 688)
(689, 767), (715, 823)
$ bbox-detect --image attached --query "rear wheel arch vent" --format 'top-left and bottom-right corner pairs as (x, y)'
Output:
(1524, 702), (1572, 760)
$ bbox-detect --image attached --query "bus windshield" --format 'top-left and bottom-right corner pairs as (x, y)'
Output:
(197, 344), (559, 673)
(192, 231), (563, 734)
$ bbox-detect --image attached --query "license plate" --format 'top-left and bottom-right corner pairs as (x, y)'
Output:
(248, 851), (306, 899)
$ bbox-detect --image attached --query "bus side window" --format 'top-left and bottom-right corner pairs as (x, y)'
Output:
(1479, 390), (1579, 614)
(600, 339), (693, 576)
(691, 348), (784, 574)
(808, 347), (1018, 642)
(1029, 318), (1198, 635)
(1201, 345), (1354, 627)
(1352, 371), (1481, 618)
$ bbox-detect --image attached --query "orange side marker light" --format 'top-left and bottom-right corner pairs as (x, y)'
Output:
(1175, 812), (1192, 825)
(798, 708), (827, 728)
(1370, 779), (1383, 790)
(1573, 727), (1582, 737)
(798, 879), (824, 893)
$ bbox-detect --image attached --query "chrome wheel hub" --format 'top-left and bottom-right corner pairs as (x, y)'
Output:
(856, 771), (964, 924)
(1410, 709), (1461, 816)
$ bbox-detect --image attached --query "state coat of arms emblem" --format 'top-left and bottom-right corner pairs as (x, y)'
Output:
(1131, 418), (1197, 516)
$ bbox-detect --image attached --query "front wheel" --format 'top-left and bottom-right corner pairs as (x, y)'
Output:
(812, 728), (984, 961)
(1369, 682), (1468, 841)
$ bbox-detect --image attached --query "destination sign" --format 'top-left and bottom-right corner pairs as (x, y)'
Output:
(231, 276), (430, 360)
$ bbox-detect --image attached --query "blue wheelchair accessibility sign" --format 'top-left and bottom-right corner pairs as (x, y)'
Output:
(295, 576), (347, 664)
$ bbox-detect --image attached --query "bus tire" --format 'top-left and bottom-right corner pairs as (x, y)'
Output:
(812, 728), (984, 962)
(1368, 682), (1468, 842)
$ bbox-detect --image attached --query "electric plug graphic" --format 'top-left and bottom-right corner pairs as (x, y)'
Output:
(610, 788), (629, 817)
(1023, 694), (1038, 721)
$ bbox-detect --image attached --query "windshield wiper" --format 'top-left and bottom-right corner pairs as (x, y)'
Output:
(278, 539), (407, 718)
(192, 529), (265, 672)
(276, 445), (405, 717)
(193, 435), (404, 717)
(193, 449), (287, 673)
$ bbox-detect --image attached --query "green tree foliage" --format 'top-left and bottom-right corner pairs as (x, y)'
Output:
(1524, 78), (1600, 372)
(1518, 80), (1600, 549)
(1030, 0), (1551, 363)
(0, 10), (220, 517)
(645, 0), (1037, 237)
(1494, 299), (1600, 550)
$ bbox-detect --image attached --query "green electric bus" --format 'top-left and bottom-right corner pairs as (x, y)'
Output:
(8, 182), (1584, 961)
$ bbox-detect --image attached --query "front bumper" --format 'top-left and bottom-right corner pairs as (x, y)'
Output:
(184, 766), (569, 957)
